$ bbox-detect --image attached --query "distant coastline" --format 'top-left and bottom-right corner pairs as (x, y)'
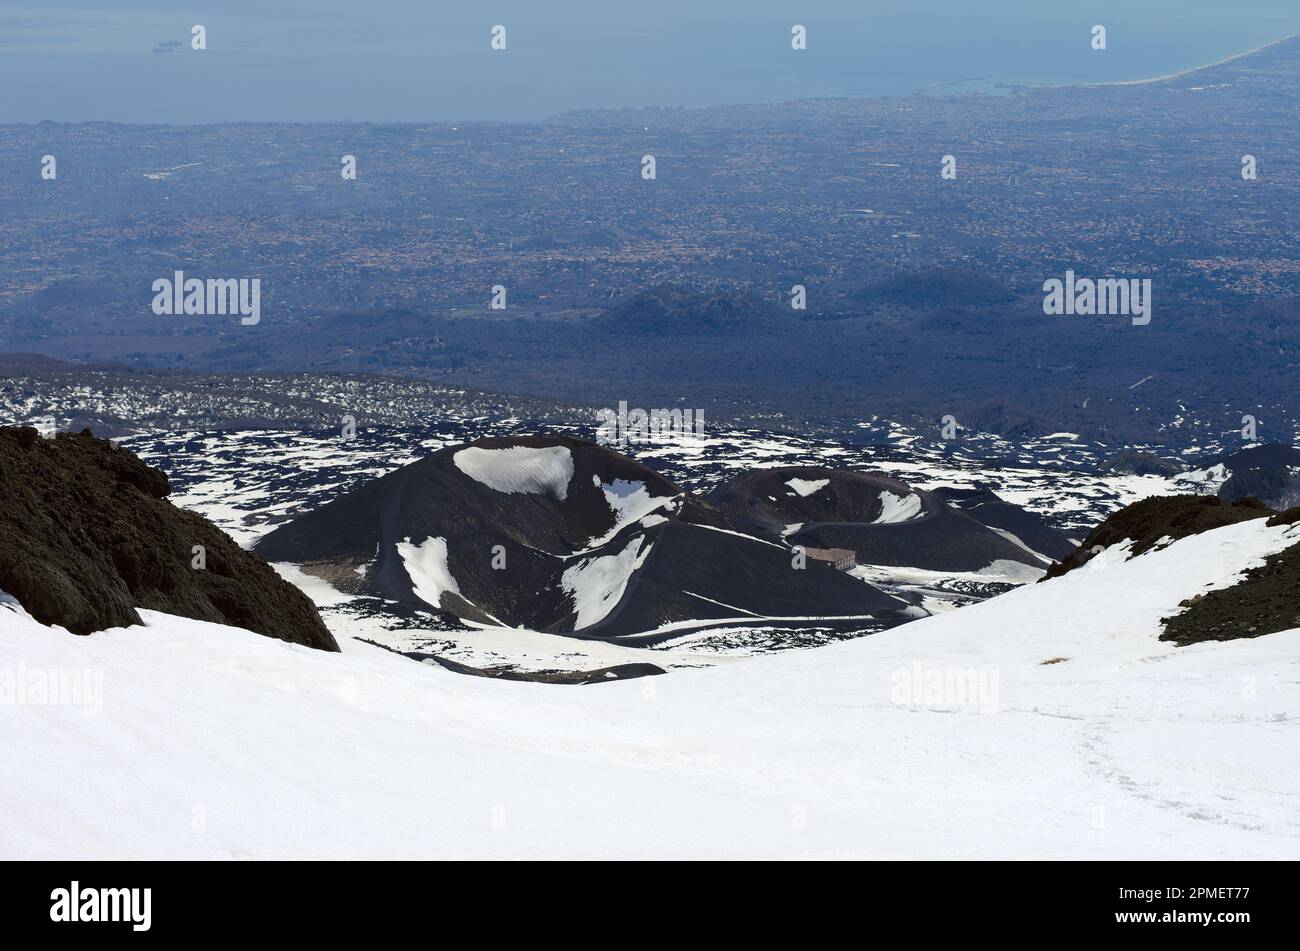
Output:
(6, 31), (1299, 125)
(916, 33), (1300, 100)
(1077, 32), (1299, 88)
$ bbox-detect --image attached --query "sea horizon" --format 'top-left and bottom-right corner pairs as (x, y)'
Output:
(3, 1), (1299, 124)
(7, 31), (1300, 130)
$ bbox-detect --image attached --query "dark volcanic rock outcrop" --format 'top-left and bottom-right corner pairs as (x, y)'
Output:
(1044, 491), (1300, 646)
(1042, 494), (1273, 580)
(256, 436), (909, 642)
(1161, 540), (1300, 646)
(0, 426), (337, 650)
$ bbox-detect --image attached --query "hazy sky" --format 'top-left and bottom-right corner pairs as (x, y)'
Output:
(4, 1), (1300, 123)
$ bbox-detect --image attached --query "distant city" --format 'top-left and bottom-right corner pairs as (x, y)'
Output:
(3, 36), (1300, 442)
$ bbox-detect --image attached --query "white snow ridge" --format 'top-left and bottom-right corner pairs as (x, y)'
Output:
(453, 445), (575, 501)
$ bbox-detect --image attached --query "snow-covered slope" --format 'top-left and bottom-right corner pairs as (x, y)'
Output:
(3, 517), (1299, 859)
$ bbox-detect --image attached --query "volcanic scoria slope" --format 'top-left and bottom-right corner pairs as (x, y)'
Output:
(706, 466), (1070, 572)
(254, 435), (917, 642)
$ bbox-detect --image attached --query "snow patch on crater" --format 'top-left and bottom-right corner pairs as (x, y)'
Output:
(396, 536), (461, 610)
(873, 490), (923, 523)
(786, 477), (830, 497)
(453, 445), (574, 501)
(562, 536), (653, 629)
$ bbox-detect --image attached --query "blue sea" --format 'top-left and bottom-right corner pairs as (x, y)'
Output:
(2, 0), (1299, 123)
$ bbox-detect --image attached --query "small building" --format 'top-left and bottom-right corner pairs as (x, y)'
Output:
(801, 546), (857, 571)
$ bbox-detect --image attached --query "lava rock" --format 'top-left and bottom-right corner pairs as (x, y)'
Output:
(0, 426), (337, 650)
(1161, 540), (1300, 646)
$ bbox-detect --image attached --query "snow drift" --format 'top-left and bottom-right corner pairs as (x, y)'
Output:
(4, 515), (1298, 859)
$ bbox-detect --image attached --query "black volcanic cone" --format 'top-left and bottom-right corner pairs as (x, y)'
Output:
(930, 485), (1076, 561)
(256, 436), (907, 640)
(707, 466), (1051, 573)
